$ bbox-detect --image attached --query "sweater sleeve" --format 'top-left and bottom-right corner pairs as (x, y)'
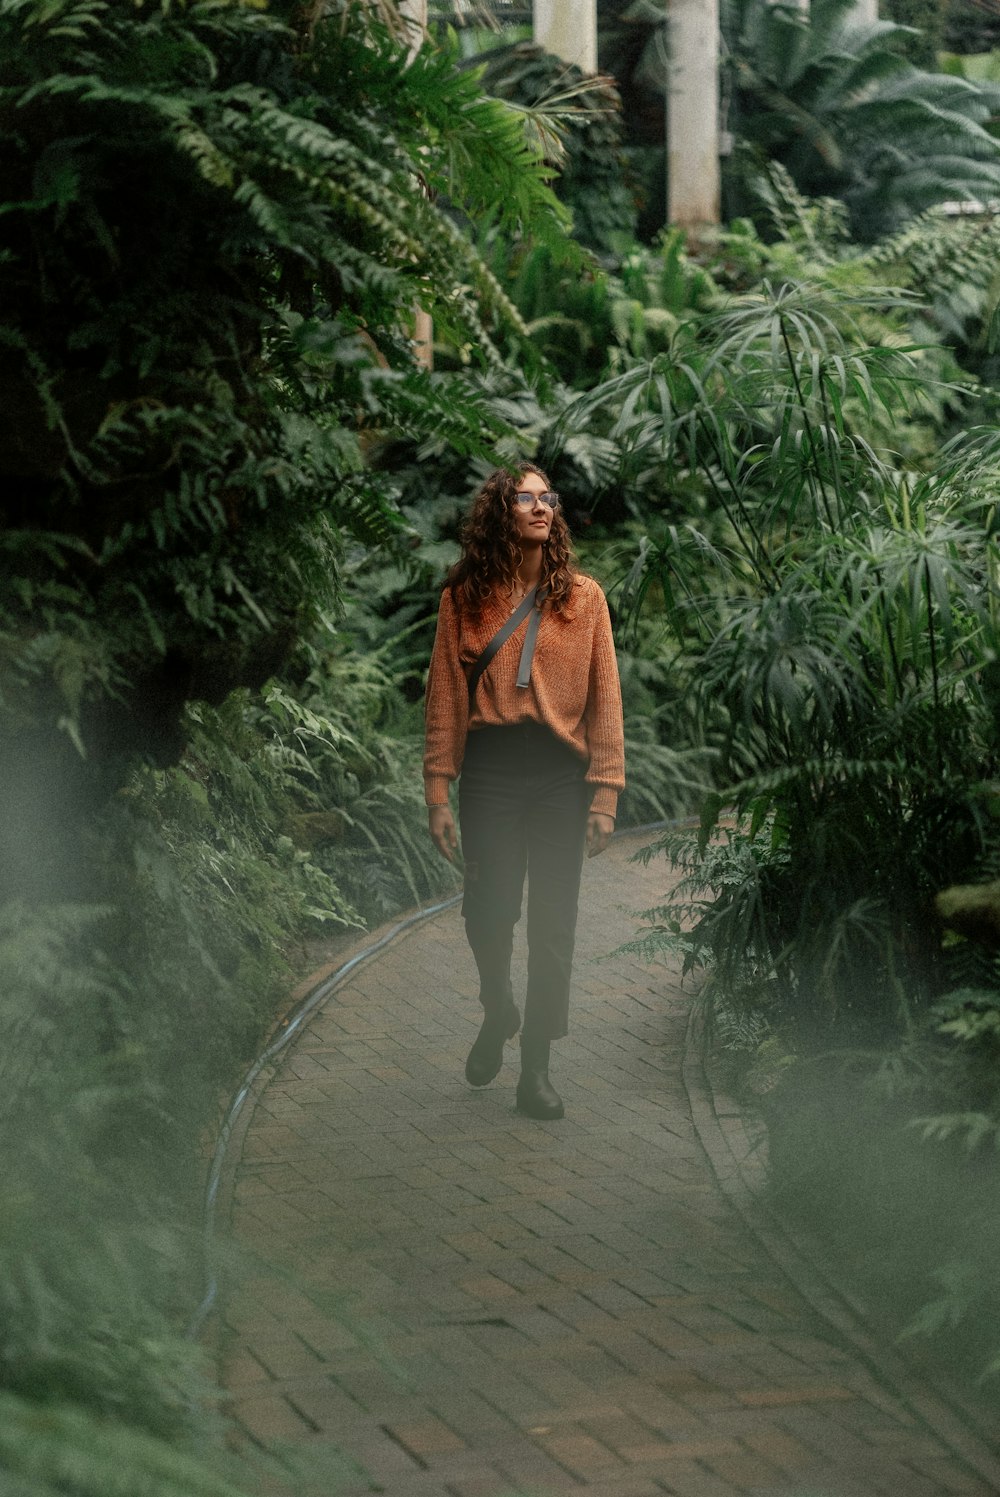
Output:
(423, 588), (469, 807)
(583, 587), (626, 818)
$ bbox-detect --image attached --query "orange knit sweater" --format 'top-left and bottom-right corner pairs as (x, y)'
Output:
(423, 574), (626, 817)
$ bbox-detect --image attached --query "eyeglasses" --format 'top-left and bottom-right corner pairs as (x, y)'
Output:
(513, 491), (560, 510)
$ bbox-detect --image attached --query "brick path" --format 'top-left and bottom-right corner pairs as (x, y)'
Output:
(221, 832), (997, 1497)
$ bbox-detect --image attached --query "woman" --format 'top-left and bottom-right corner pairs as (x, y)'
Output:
(423, 464), (625, 1120)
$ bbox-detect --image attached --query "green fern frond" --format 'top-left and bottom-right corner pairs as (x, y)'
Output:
(909, 1111), (1000, 1150)
(172, 124), (234, 187)
(0, 1390), (251, 1497)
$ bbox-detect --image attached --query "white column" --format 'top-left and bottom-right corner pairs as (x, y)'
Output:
(666, 0), (720, 228)
(399, 0), (427, 57)
(399, 0), (433, 369)
(533, 0), (597, 75)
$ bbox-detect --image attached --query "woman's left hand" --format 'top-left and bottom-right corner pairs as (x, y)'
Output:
(586, 813), (615, 858)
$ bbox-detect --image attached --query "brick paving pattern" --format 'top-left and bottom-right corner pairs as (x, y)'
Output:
(222, 832), (997, 1496)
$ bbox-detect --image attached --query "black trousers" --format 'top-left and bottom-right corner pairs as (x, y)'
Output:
(458, 723), (589, 1042)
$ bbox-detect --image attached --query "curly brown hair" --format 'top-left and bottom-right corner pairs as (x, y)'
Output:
(446, 464), (578, 615)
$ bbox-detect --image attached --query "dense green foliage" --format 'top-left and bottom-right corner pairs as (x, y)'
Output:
(944, 0), (1000, 54)
(884, 0), (947, 66)
(597, 0), (671, 240)
(469, 42), (638, 256)
(603, 177), (1000, 1380)
(0, 2), (570, 1489)
(7, 0), (1000, 1482)
(1, 0), (565, 899)
(593, 0), (1000, 248)
(722, 0), (1000, 238)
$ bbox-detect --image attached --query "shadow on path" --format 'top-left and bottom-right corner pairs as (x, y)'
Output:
(221, 831), (995, 1497)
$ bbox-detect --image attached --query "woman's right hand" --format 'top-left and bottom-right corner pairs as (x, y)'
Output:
(428, 805), (458, 863)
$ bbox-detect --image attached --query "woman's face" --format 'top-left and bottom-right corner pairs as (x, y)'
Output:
(512, 470), (555, 547)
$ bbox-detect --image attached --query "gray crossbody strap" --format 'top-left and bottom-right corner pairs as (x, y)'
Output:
(466, 586), (547, 708)
(516, 596), (545, 688)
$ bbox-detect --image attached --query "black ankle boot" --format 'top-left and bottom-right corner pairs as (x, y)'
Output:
(516, 1033), (564, 1120)
(465, 1001), (520, 1087)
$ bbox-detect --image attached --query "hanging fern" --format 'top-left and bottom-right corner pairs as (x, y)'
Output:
(0, 2), (581, 1486)
(0, 0), (576, 905)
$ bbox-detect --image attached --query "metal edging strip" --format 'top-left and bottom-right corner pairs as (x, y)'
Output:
(188, 816), (683, 1339)
(187, 889), (463, 1338)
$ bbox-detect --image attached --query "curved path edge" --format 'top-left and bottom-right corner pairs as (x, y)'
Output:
(211, 828), (1000, 1497)
(681, 1007), (1000, 1490)
(193, 890), (463, 1338)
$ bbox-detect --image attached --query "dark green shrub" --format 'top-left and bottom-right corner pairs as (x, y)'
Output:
(0, 2), (567, 1482)
(0, 0), (560, 897)
(943, 0), (1000, 55)
(722, 0), (1000, 238)
(884, 0), (947, 66)
(473, 41), (637, 255)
